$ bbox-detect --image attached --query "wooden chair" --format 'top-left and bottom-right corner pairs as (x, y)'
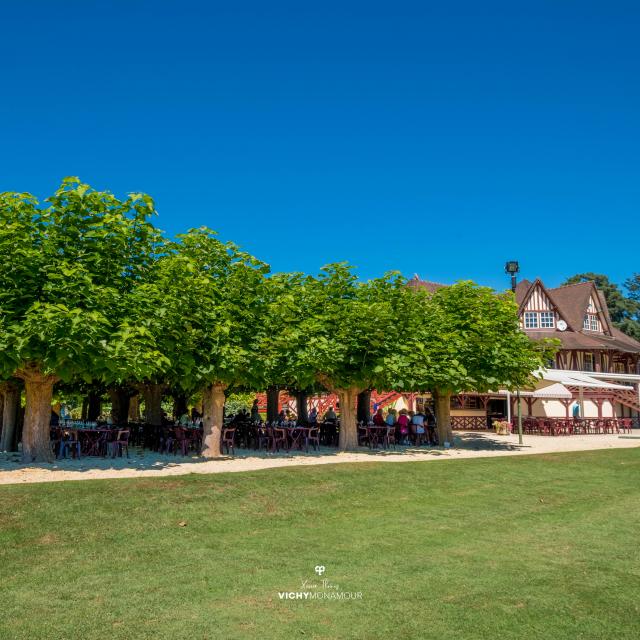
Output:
(59, 429), (81, 459)
(272, 425), (288, 452)
(110, 430), (130, 458)
(304, 427), (320, 452)
(221, 427), (236, 455)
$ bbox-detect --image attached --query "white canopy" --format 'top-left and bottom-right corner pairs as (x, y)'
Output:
(498, 382), (572, 399)
(537, 369), (635, 391)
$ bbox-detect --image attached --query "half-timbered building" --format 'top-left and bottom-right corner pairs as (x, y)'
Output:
(513, 278), (640, 420)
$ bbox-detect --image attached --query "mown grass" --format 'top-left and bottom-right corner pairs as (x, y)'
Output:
(1, 449), (640, 640)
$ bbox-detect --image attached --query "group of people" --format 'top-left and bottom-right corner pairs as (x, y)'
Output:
(371, 406), (437, 446)
(227, 400), (437, 447)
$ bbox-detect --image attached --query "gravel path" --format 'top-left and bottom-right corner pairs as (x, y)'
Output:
(1, 431), (639, 485)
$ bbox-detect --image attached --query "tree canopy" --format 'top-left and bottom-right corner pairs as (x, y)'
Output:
(0, 178), (561, 459)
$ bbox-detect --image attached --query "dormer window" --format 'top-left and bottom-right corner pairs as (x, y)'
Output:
(540, 311), (555, 328)
(524, 311), (555, 329)
(583, 314), (599, 331)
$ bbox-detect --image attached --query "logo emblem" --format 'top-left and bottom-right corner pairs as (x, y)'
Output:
(314, 565), (325, 576)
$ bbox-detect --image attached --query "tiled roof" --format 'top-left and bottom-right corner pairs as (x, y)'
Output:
(407, 277), (447, 293)
(522, 279), (640, 353)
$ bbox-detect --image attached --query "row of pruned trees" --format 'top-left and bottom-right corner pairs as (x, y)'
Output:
(0, 178), (553, 462)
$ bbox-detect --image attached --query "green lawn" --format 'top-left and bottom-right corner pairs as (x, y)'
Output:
(1, 450), (640, 640)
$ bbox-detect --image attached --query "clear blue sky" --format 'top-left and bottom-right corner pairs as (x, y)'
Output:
(2, 1), (639, 289)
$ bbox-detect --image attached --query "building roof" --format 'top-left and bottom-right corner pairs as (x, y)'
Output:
(407, 276), (447, 294)
(520, 278), (640, 354)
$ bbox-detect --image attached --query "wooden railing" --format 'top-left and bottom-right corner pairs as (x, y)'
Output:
(451, 416), (488, 430)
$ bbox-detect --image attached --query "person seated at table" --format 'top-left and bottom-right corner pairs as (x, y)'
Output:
(373, 408), (385, 426)
(179, 412), (191, 426)
(323, 406), (337, 422)
(308, 407), (318, 424)
(385, 408), (397, 426)
(411, 410), (426, 445)
(276, 409), (286, 425)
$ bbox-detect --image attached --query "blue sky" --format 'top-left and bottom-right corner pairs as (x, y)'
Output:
(1, 1), (639, 289)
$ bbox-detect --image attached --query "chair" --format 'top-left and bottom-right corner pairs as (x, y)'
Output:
(289, 427), (305, 451)
(110, 430), (130, 458)
(620, 418), (633, 434)
(357, 424), (370, 447)
(59, 429), (81, 459)
(173, 427), (191, 456)
(304, 427), (320, 452)
(384, 424), (397, 449)
(50, 428), (62, 458)
(256, 425), (273, 451)
(272, 425), (288, 452)
(221, 427), (236, 455)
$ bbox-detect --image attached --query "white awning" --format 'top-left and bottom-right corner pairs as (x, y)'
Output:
(497, 382), (573, 399)
(535, 369), (635, 391)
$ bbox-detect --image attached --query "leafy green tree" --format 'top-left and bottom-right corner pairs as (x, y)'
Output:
(269, 264), (409, 450)
(130, 228), (270, 457)
(393, 282), (555, 443)
(564, 273), (640, 339)
(623, 274), (640, 340)
(0, 178), (165, 461)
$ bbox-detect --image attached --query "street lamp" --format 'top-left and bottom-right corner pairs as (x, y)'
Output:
(505, 261), (520, 294)
(505, 260), (523, 444)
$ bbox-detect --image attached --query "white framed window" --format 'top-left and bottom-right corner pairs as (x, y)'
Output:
(583, 352), (594, 372)
(540, 311), (555, 328)
(524, 311), (539, 329)
(583, 314), (599, 331)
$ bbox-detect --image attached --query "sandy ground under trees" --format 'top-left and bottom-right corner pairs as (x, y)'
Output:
(1, 431), (639, 485)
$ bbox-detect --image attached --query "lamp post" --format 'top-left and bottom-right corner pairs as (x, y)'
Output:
(505, 261), (524, 445)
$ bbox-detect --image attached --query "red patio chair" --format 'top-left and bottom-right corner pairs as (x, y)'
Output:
(221, 427), (236, 455)
(304, 427), (320, 452)
(271, 425), (288, 452)
(110, 430), (130, 458)
(620, 418), (632, 434)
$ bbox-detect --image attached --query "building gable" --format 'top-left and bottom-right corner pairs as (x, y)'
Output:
(518, 279), (569, 331)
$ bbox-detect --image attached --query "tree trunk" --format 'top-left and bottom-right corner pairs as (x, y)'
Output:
(357, 389), (372, 424)
(172, 393), (188, 421)
(295, 391), (309, 424)
(0, 384), (21, 452)
(81, 396), (89, 421)
(143, 383), (164, 426)
(201, 383), (227, 458)
(266, 386), (279, 424)
(128, 394), (140, 421)
(109, 388), (131, 425)
(18, 368), (58, 463)
(434, 389), (453, 445)
(337, 387), (360, 450)
(87, 391), (102, 421)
